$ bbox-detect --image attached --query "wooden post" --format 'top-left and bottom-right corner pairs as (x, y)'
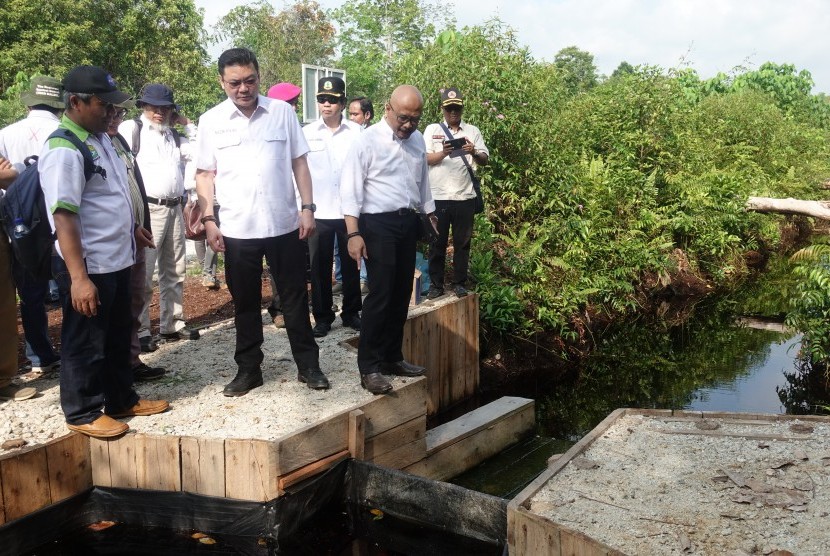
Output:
(349, 409), (365, 460)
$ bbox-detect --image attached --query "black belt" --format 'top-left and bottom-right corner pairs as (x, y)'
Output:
(147, 196), (182, 207)
(374, 208), (415, 216)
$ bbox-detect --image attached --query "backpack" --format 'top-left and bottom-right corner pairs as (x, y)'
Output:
(130, 117), (180, 156)
(0, 128), (104, 281)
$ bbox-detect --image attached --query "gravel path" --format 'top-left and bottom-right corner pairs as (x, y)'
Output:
(530, 413), (830, 555)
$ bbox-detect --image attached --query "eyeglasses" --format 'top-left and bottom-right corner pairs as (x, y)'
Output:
(114, 109), (127, 119)
(443, 104), (463, 112)
(387, 104), (421, 126)
(146, 104), (172, 113)
(317, 95), (340, 105)
(92, 96), (117, 113)
(223, 76), (259, 89)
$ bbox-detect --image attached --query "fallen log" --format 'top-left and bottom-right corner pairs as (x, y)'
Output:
(746, 197), (830, 220)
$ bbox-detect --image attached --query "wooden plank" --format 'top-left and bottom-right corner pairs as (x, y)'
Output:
(464, 294), (479, 399)
(652, 428), (812, 441)
(364, 415), (426, 461)
(508, 507), (561, 556)
(225, 439), (278, 501)
(107, 433), (138, 489)
(405, 402), (535, 481)
(274, 410), (349, 476)
(181, 437), (225, 497)
(44, 433), (92, 503)
(439, 302), (452, 411)
(426, 397), (534, 454)
(135, 434), (181, 492)
(361, 376), (427, 438)
(277, 449), (350, 493)
(560, 523), (624, 555)
(89, 436), (112, 487)
(349, 410), (365, 460)
(372, 436), (426, 469)
(0, 463), (4, 525)
(451, 298), (467, 406)
(0, 447), (51, 521)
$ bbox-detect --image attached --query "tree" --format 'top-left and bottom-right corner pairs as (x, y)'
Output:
(553, 46), (598, 96)
(212, 0), (335, 88)
(330, 0), (446, 101)
(611, 61), (635, 79)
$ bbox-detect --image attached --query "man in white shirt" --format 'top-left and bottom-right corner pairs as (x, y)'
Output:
(118, 83), (199, 349)
(40, 65), (168, 437)
(340, 85), (438, 395)
(304, 76), (363, 338)
(0, 76), (64, 378)
(195, 48), (328, 396)
(423, 87), (489, 298)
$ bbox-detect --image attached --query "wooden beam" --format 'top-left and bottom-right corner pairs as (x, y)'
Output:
(0, 446), (51, 521)
(277, 449), (350, 493)
(44, 433), (92, 503)
(349, 410), (365, 460)
(746, 196), (830, 220)
(135, 434), (181, 492)
(107, 433), (138, 489)
(181, 436), (225, 497)
(225, 439), (278, 501)
(88, 436), (112, 487)
(364, 416), (425, 462)
(425, 397), (534, 454)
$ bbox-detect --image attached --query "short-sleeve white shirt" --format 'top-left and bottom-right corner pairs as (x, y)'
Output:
(302, 117), (361, 219)
(340, 117), (435, 217)
(0, 110), (60, 173)
(423, 120), (489, 201)
(39, 117), (135, 274)
(194, 96), (309, 239)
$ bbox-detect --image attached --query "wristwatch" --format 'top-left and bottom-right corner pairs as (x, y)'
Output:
(301, 203), (316, 213)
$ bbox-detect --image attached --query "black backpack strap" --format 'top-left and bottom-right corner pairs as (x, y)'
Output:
(131, 117), (142, 156)
(48, 129), (106, 181)
(438, 122), (477, 185)
(170, 128), (181, 149)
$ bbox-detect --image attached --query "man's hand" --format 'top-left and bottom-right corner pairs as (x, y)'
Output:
(71, 276), (100, 317)
(348, 235), (368, 265)
(0, 156), (18, 188)
(135, 226), (155, 249)
(461, 137), (475, 156)
(298, 209), (316, 240)
(205, 221), (225, 253)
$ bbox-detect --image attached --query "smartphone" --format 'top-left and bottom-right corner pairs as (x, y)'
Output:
(444, 138), (466, 150)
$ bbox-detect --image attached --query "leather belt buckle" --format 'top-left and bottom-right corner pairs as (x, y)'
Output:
(396, 208), (412, 216)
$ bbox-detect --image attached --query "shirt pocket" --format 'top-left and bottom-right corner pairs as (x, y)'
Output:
(263, 129), (287, 160)
(214, 132), (241, 150)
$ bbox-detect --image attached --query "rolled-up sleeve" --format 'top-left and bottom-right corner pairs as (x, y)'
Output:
(339, 142), (365, 218)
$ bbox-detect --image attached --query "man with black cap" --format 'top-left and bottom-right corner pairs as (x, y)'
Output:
(423, 87), (489, 299)
(303, 76), (363, 338)
(39, 65), (169, 438)
(119, 83), (199, 351)
(195, 48), (328, 396)
(0, 76), (65, 381)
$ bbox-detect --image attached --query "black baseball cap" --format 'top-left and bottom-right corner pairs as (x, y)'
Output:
(63, 65), (131, 105)
(441, 87), (464, 107)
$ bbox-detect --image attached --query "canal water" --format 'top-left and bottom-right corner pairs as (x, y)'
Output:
(452, 257), (818, 498)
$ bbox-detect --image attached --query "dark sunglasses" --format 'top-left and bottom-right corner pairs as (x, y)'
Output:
(317, 95), (341, 105)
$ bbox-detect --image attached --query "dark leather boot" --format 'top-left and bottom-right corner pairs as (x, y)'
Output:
(223, 368), (264, 397)
(298, 367), (330, 390)
(361, 372), (393, 394)
(380, 360), (426, 377)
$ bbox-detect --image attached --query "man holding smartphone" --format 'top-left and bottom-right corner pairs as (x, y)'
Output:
(423, 87), (489, 298)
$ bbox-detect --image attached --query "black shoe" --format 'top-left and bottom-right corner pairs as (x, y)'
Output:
(381, 360), (426, 377)
(133, 363), (165, 382)
(454, 284), (469, 298)
(313, 322), (331, 338)
(361, 372), (393, 394)
(223, 369), (264, 397)
(160, 326), (200, 341)
(342, 315), (361, 331)
(425, 287), (444, 300)
(298, 368), (330, 389)
(140, 336), (158, 353)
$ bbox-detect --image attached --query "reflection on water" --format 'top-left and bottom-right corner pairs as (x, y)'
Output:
(686, 333), (801, 414)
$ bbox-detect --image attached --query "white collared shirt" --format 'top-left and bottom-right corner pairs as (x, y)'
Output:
(0, 110), (60, 173)
(39, 117), (135, 274)
(302, 117), (361, 219)
(340, 117), (435, 217)
(118, 114), (195, 199)
(423, 119), (489, 200)
(194, 96), (309, 239)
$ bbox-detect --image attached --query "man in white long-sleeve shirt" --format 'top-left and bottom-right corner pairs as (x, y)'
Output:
(118, 83), (199, 349)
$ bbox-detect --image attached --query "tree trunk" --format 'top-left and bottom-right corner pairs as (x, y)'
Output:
(746, 197), (830, 220)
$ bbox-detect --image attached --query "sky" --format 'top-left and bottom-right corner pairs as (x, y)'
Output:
(194, 0), (830, 94)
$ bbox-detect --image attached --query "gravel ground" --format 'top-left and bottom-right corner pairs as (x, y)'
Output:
(1, 294), (454, 453)
(530, 413), (830, 555)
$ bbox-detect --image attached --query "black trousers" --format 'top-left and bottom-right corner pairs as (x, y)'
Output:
(224, 231), (319, 373)
(428, 198), (475, 289)
(54, 263), (138, 425)
(358, 211), (418, 375)
(308, 218), (362, 325)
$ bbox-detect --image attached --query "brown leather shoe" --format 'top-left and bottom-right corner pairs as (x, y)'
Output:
(380, 360), (426, 377)
(108, 399), (169, 418)
(67, 415), (129, 438)
(361, 372), (393, 395)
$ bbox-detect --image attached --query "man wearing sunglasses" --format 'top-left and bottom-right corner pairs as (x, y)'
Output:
(303, 77), (363, 338)
(423, 87), (489, 299)
(340, 85), (438, 395)
(39, 66), (169, 437)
